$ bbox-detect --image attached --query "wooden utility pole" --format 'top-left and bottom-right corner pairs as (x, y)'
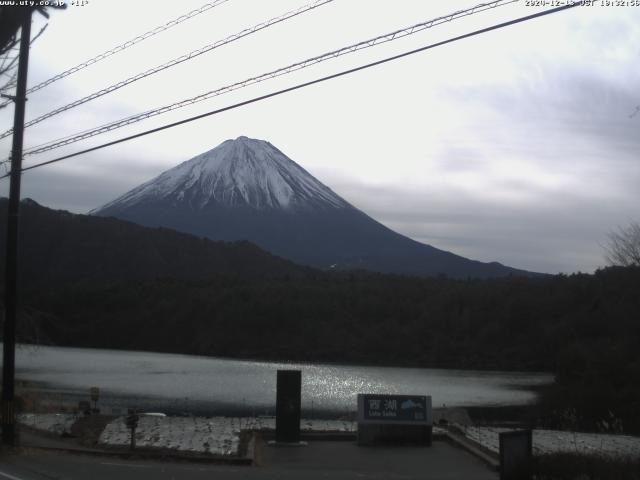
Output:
(2, 8), (32, 446)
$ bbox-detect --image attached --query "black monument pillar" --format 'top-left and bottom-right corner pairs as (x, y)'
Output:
(275, 370), (301, 443)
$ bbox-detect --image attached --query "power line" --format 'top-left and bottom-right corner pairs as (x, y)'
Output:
(0, 2), (582, 181)
(23, 110), (152, 152)
(18, 0), (518, 157)
(0, 0), (334, 139)
(0, 0), (229, 110)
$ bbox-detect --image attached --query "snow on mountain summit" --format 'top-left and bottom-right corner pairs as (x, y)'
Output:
(96, 136), (350, 212)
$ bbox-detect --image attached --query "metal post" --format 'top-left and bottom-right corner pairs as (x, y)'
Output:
(126, 408), (139, 450)
(130, 425), (136, 450)
(2, 9), (32, 446)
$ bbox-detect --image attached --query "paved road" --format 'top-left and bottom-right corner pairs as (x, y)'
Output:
(0, 440), (497, 479)
(1, 451), (248, 480)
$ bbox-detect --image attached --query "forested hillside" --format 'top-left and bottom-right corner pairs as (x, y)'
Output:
(0, 198), (309, 285)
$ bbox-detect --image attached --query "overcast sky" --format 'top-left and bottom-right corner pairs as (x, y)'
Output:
(1, 0), (638, 274)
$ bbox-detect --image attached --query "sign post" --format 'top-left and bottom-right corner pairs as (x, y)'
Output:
(90, 387), (100, 413)
(126, 408), (139, 451)
(357, 394), (432, 446)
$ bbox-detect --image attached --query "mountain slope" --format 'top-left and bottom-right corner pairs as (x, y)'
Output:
(93, 136), (535, 278)
(0, 198), (308, 287)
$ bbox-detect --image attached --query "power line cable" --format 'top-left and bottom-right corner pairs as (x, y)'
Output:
(18, 0), (518, 156)
(0, 0), (334, 139)
(0, 0), (230, 109)
(0, 2), (582, 180)
(22, 110), (153, 152)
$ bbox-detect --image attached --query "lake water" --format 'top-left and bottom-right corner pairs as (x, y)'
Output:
(11, 344), (552, 416)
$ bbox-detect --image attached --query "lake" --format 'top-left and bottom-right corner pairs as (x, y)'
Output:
(11, 344), (552, 416)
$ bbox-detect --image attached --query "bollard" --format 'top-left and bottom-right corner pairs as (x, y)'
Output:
(499, 430), (532, 480)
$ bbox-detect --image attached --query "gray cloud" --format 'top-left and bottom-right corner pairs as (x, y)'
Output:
(448, 70), (640, 175)
(12, 154), (169, 213)
(319, 170), (627, 274)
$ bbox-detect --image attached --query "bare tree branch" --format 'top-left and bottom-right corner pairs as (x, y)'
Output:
(30, 23), (48, 45)
(0, 23), (48, 108)
(604, 222), (640, 267)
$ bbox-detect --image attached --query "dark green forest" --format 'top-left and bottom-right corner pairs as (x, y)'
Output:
(17, 268), (637, 371)
(1, 199), (640, 432)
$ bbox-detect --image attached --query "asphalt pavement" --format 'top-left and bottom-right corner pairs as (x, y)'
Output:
(0, 437), (497, 480)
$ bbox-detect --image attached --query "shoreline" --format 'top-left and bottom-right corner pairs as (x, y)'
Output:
(9, 341), (555, 375)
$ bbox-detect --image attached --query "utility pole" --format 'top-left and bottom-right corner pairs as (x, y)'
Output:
(2, 9), (32, 446)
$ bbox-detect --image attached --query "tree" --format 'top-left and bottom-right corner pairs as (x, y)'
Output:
(604, 221), (640, 267)
(0, 5), (64, 109)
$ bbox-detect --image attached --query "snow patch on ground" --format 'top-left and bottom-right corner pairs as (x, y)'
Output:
(461, 425), (640, 459)
(99, 416), (241, 456)
(26, 412), (636, 460)
(18, 413), (78, 436)
(98, 416), (358, 457)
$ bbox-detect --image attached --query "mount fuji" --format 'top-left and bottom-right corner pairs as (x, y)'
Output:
(92, 136), (532, 278)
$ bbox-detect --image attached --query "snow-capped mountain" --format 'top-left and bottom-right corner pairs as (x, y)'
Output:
(97, 136), (348, 212)
(93, 136), (534, 278)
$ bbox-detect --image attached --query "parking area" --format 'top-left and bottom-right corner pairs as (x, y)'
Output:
(258, 438), (498, 479)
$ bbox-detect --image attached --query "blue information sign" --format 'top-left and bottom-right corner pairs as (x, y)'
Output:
(359, 394), (431, 424)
